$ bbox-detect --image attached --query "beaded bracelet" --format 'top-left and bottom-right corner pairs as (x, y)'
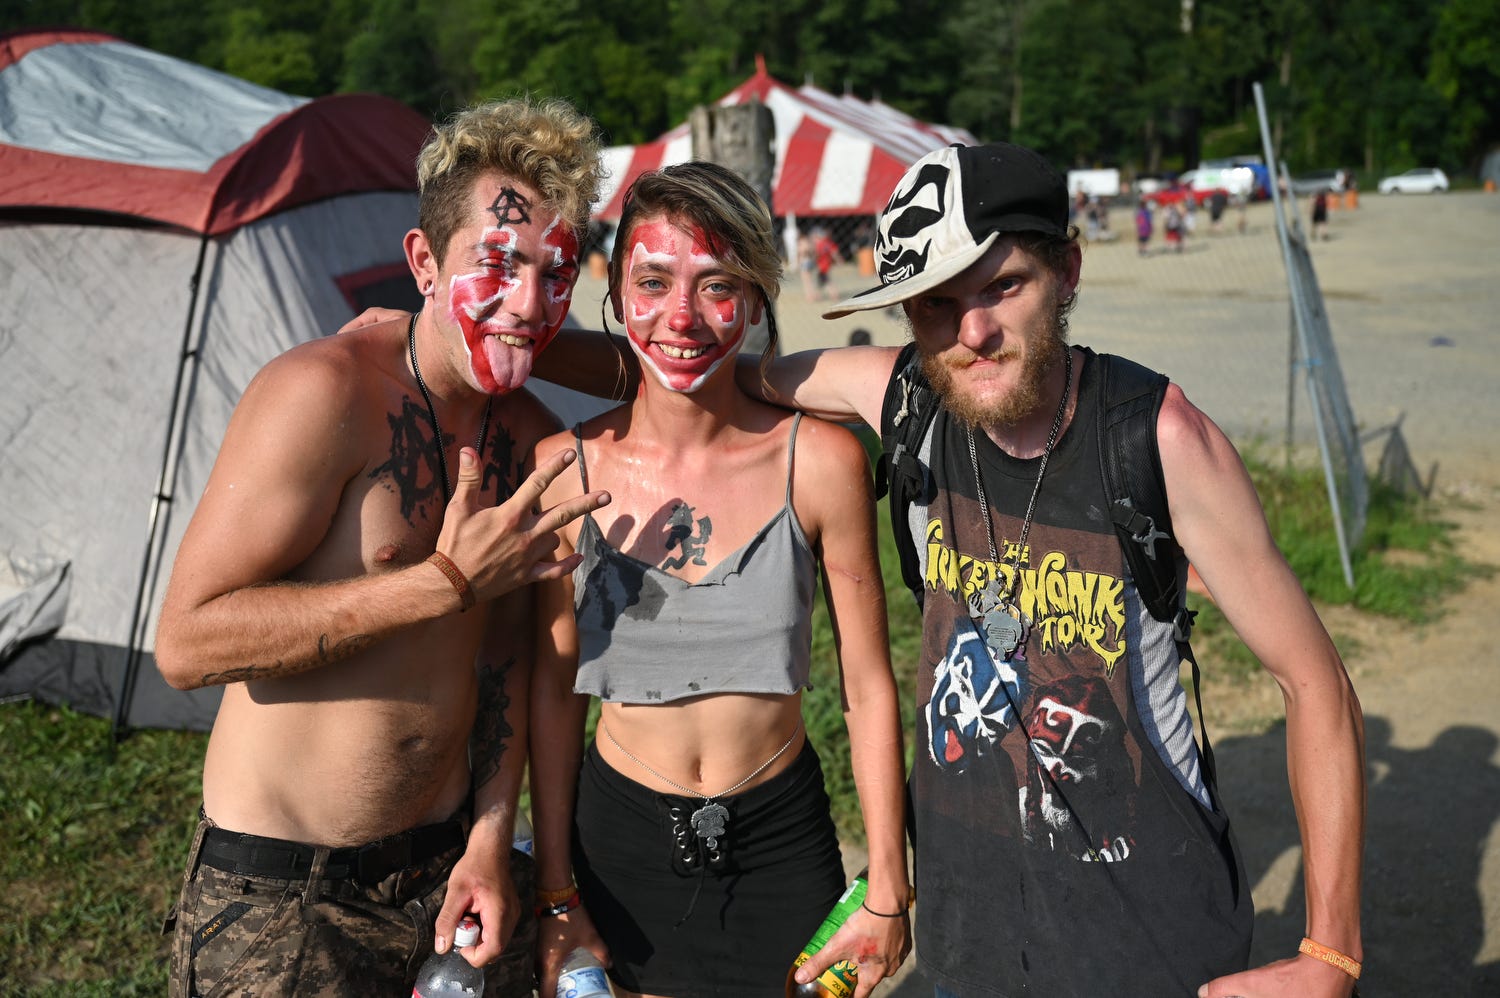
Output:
(537, 884), (579, 907)
(427, 551), (475, 611)
(1298, 937), (1361, 980)
(536, 892), (582, 918)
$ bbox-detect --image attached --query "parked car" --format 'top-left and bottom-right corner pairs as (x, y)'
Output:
(1378, 167), (1449, 194)
(1132, 172), (1176, 196)
(1197, 157), (1272, 200)
(1290, 169), (1349, 196)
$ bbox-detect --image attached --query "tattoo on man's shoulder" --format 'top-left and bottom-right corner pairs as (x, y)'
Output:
(470, 656), (515, 790)
(661, 503), (712, 570)
(370, 397), (443, 524)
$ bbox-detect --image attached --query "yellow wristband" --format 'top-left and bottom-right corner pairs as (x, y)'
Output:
(1299, 937), (1361, 980)
(537, 884), (578, 907)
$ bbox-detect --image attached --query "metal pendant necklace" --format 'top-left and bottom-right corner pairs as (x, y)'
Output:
(408, 313), (491, 500)
(601, 718), (803, 852)
(966, 346), (1073, 661)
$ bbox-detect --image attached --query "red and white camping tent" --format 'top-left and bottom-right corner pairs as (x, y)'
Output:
(595, 56), (978, 220)
(0, 29), (433, 732)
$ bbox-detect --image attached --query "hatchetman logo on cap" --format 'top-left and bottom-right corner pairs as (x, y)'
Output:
(876, 161), (952, 285)
(822, 142), (1066, 320)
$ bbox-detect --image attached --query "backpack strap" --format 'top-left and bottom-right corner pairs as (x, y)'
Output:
(1096, 353), (1193, 637)
(877, 343), (941, 608)
(1095, 353), (1219, 792)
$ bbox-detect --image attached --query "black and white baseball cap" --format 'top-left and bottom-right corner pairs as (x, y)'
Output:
(823, 142), (1069, 319)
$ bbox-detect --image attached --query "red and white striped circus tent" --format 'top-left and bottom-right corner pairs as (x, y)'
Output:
(595, 56), (978, 220)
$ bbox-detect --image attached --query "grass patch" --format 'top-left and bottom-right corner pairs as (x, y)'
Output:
(0, 444), (1482, 987)
(1245, 448), (1485, 615)
(1183, 449), (1486, 735)
(0, 701), (205, 995)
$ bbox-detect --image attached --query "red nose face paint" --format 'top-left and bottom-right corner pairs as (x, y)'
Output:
(446, 210), (579, 394)
(621, 218), (749, 394)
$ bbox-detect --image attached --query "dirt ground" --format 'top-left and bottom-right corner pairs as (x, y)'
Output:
(569, 191), (1500, 994)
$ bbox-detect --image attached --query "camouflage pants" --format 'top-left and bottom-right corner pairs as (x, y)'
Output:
(164, 816), (537, 998)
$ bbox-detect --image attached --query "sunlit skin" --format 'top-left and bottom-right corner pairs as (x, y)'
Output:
(619, 218), (760, 394)
(445, 206), (581, 394)
(907, 239), (1077, 431)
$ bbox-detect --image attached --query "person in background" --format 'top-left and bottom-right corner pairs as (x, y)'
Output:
(797, 228), (820, 301)
(154, 97), (608, 998)
(1135, 197), (1154, 255)
(528, 162), (910, 998)
(1312, 188), (1330, 241)
(814, 226), (842, 301)
(1164, 201), (1185, 252)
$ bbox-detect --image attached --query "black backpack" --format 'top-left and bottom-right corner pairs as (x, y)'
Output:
(876, 344), (1217, 784)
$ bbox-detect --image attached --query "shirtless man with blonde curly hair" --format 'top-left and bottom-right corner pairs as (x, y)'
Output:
(156, 97), (609, 998)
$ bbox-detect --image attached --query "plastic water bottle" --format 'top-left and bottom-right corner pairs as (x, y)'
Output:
(513, 808), (534, 856)
(785, 871), (868, 997)
(556, 947), (612, 997)
(413, 914), (484, 996)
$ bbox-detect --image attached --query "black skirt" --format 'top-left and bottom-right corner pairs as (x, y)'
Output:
(573, 738), (846, 997)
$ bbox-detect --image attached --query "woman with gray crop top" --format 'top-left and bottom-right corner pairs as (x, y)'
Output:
(529, 163), (911, 998)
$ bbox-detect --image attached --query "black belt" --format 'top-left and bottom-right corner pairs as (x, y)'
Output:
(199, 818), (465, 885)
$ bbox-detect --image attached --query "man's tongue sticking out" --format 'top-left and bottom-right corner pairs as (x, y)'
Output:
(479, 332), (534, 393)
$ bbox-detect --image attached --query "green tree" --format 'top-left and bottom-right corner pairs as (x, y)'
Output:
(1429, 0), (1500, 167)
(466, 0), (674, 144)
(340, 0), (450, 117)
(217, 6), (318, 96)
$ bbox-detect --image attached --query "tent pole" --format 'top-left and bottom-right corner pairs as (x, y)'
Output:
(111, 231), (212, 745)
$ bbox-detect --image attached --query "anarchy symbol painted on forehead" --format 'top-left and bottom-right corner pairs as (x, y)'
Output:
(489, 187), (532, 227)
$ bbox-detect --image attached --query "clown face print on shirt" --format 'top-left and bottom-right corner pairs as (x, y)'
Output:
(442, 177), (581, 394)
(619, 217), (758, 394)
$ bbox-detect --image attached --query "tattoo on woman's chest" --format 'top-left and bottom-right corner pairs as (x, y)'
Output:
(661, 502), (712, 570)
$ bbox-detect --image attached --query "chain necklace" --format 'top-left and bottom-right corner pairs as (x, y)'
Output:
(408, 314), (491, 501)
(965, 345), (1073, 661)
(601, 718), (803, 853)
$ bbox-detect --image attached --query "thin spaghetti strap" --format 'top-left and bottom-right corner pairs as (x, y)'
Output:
(784, 411), (803, 507)
(572, 423), (590, 492)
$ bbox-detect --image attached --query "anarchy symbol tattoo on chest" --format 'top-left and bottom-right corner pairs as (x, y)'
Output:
(369, 399), (518, 526)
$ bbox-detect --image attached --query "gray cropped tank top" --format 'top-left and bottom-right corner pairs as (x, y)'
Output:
(571, 414), (817, 704)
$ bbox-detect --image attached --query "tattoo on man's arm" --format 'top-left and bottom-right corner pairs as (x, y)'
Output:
(202, 663), (277, 685)
(317, 632), (376, 663)
(470, 656), (515, 791)
(198, 632), (373, 686)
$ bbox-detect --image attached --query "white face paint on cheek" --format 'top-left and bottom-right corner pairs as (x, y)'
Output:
(631, 298), (663, 323)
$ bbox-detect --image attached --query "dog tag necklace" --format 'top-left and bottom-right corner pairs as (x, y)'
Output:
(409, 314), (491, 500)
(965, 346), (1072, 661)
(601, 719), (802, 852)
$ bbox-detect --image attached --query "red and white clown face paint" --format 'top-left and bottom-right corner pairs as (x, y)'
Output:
(443, 181), (580, 394)
(620, 217), (758, 394)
